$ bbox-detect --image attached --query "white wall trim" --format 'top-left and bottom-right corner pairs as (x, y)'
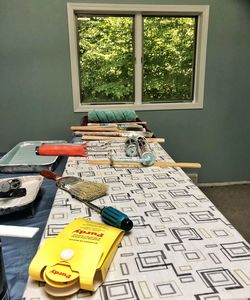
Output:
(198, 181), (250, 187)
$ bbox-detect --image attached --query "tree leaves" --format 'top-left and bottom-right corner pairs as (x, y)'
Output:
(77, 15), (196, 103)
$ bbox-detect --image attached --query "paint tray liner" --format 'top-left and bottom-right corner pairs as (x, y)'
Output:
(0, 140), (67, 173)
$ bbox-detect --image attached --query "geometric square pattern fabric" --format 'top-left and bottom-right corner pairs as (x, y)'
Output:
(23, 142), (250, 300)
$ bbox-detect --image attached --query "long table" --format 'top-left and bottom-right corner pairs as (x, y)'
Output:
(22, 141), (250, 300)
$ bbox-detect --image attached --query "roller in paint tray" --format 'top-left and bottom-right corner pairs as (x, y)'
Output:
(36, 143), (89, 157)
(40, 170), (133, 232)
(29, 218), (124, 297)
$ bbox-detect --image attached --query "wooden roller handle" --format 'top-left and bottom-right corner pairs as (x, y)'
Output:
(88, 159), (201, 169)
(71, 126), (119, 132)
(155, 162), (201, 168)
(81, 135), (165, 143)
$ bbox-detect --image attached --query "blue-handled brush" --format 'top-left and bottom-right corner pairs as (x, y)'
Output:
(40, 170), (133, 232)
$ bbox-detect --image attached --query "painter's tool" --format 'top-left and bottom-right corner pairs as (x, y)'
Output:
(125, 136), (138, 157)
(29, 219), (124, 296)
(71, 126), (119, 132)
(71, 125), (146, 133)
(40, 170), (133, 231)
(0, 188), (26, 199)
(36, 142), (110, 156)
(70, 125), (146, 132)
(87, 122), (144, 127)
(81, 135), (165, 143)
(111, 155), (155, 167)
(88, 159), (201, 169)
(36, 143), (88, 157)
(88, 110), (137, 122)
(71, 139), (122, 151)
(0, 178), (21, 193)
(120, 135), (156, 166)
(125, 135), (155, 159)
(0, 178), (26, 198)
(87, 121), (147, 126)
(74, 130), (153, 139)
(136, 135), (156, 165)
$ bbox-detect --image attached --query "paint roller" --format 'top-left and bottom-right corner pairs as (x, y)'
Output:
(112, 135), (156, 166)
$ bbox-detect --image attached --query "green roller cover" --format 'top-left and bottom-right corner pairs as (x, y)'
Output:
(123, 110), (137, 122)
(87, 111), (99, 122)
(106, 111), (116, 122)
(88, 110), (137, 122)
(115, 110), (125, 122)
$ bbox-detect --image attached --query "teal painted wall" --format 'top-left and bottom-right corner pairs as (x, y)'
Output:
(0, 0), (249, 183)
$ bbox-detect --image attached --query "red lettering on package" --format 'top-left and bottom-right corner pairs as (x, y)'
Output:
(73, 229), (104, 238)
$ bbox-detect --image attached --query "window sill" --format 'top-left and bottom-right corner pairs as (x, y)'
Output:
(74, 101), (203, 112)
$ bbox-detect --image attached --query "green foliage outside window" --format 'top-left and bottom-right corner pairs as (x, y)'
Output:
(143, 17), (196, 102)
(77, 15), (196, 104)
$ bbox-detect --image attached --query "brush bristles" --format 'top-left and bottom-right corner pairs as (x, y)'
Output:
(69, 181), (108, 202)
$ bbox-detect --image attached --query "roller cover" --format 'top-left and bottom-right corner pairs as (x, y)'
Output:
(88, 110), (137, 123)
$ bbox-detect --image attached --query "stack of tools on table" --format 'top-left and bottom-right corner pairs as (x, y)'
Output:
(36, 109), (201, 169)
(72, 109), (163, 142)
(88, 134), (202, 169)
(70, 123), (165, 143)
(29, 219), (125, 297)
(35, 139), (201, 169)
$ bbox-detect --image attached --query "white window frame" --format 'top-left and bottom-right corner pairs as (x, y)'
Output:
(67, 3), (209, 112)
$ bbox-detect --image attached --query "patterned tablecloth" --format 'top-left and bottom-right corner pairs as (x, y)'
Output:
(23, 142), (250, 300)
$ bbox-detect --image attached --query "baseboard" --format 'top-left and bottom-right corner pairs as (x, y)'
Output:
(187, 173), (198, 185)
(198, 180), (250, 187)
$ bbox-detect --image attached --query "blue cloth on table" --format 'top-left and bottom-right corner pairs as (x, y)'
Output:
(0, 157), (67, 300)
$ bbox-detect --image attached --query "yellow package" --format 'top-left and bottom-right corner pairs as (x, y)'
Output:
(29, 218), (124, 297)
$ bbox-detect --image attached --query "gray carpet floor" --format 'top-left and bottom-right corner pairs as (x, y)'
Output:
(200, 184), (250, 243)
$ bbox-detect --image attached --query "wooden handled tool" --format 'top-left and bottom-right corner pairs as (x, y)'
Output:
(81, 135), (165, 143)
(88, 159), (201, 169)
(71, 126), (120, 132)
(87, 121), (147, 126)
(40, 170), (133, 231)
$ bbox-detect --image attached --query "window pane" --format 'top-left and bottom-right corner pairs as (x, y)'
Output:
(143, 16), (197, 103)
(77, 15), (134, 104)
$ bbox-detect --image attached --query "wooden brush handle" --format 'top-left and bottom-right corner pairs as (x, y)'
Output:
(40, 170), (61, 181)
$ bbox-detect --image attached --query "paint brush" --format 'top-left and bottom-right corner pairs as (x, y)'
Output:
(40, 170), (133, 231)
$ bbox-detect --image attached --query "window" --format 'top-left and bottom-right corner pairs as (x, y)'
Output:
(67, 3), (209, 112)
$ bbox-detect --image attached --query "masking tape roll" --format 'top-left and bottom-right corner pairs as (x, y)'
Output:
(44, 280), (80, 297)
(43, 264), (79, 287)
